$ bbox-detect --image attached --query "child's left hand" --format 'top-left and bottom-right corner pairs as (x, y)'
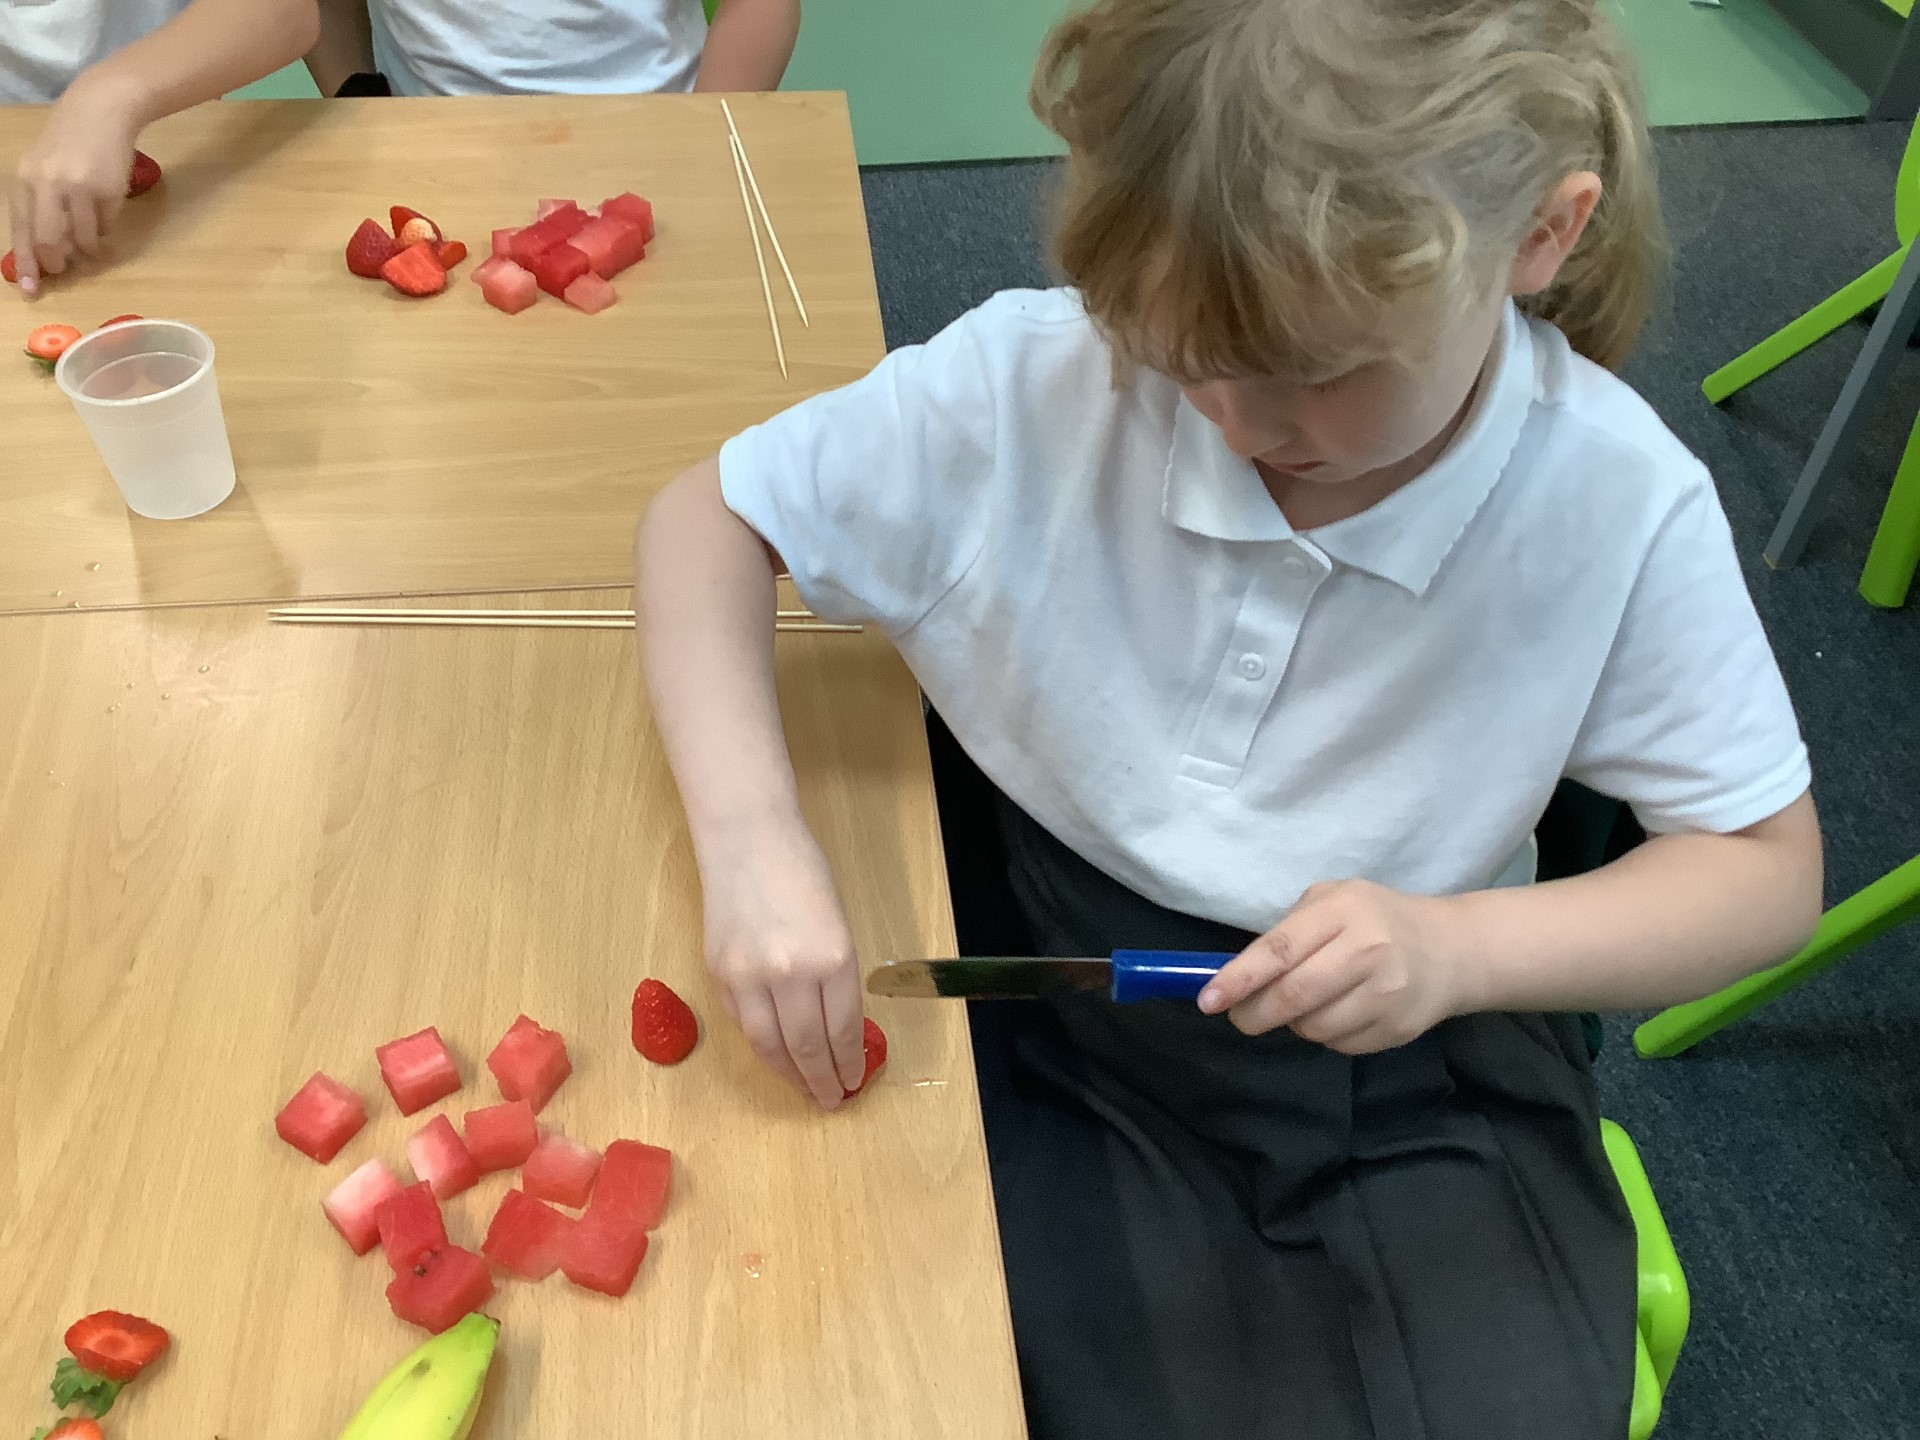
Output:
(1196, 879), (1467, 1053)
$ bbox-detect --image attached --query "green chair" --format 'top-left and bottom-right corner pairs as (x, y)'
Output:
(1603, 1119), (1690, 1440)
(1635, 851), (1920, 1057)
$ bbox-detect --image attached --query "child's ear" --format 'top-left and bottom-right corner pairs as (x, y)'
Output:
(1508, 171), (1603, 297)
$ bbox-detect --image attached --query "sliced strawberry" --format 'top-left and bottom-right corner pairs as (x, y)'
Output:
(98, 314), (142, 329)
(2, 249), (16, 284)
(844, 1017), (888, 1097)
(390, 205), (444, 248)
(64, 1311), (170, 1383)
(380, 241), (447, 297)
(434, 239), (468, 269)
(26, 323), (83, 368)
(43, 1419), (105, 1440)
(345, 218), (397, 278)
(631, 978), (699, 1065)
(125, 150), (162, 198)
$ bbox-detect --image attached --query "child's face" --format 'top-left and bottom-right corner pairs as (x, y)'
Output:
(1178, 287), (1506, 490)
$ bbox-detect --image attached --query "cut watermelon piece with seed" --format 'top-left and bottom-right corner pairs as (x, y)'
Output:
(407, 1113), (480, 1199)
(275, 1071), (366, 1162)
(599, 193), (655, 244)
(465, 1097), (538, 1172)
(568, 216), (647, 279)
(482, 1188), (575, 1280)
(386, 1245), (494, 1333)
(527, 241), (591, 298)
(485, 1015), (572, 1113)
(522, 1132), (601, 1209)
(592, 1140), (673, 1230)
(323, 1158), (405, 1255)
(479, 258), (539, 315)
(562, 272), (617, 314)
(375, 1026), (461, 1115)
(560, 1208), (649, 1297)
(376, 1181), (447, 1273)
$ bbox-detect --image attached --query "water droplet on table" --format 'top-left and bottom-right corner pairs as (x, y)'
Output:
(106, 704), (118, 714)
(51, 590), (62, 598)
(86, 561), (101, 571)
(69, 601), (81, 609)
(910, 1077), (948, 1088)
(161, 692), (171, 700)
(198, 664), (211, 673)
(741, 1252), (764, 1278)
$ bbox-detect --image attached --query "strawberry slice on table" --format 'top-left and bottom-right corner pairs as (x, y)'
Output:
(434, 239), (468, 269)
(98, 314), (142, 328)
(64, 1311), (170, 1383)
(380, 241), (448, 297)
(631, 978), (698, 1065)
(2, 250), (17, 284)
(345, 217), (397, 278)
(390, 204), (444, 248)
(25, 323), (83, 372)
(125, 150), (162, 197)
(37, 1418), (105, 1440)
(844, 1017), (888, 1097)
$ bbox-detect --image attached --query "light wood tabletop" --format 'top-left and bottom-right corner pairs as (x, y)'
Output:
(0, 93), (885, 615)
(0, 595), (1025, 1438)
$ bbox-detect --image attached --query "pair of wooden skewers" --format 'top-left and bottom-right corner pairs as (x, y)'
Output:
(722, 97), (808, 377)
(269, 605), (861, 635)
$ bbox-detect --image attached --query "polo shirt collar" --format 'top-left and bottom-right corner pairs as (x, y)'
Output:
(1161, 302), (1536, 595)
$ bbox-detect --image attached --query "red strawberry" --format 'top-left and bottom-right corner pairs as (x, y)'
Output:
(64, 1310), (170, 1383)
(380, 241), (447, 297)
(98, 314), (142, 328)
(345, 218), (397, 278)
(434, 239), (468, 269)
(2, 249), (16, 284)
(844, 1017), (888, 1097)
(45, 1419), (105, 1440)
(25, 323), (82, 371)
(390, 205), (443, 248)
(631, 979), (698, 1064)
(125, 150), (162, 198)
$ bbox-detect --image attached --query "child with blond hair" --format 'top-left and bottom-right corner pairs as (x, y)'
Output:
(638, 0), (1821, 1432)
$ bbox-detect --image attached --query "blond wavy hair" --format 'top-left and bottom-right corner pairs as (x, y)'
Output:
(1031, 0), (1666, 379)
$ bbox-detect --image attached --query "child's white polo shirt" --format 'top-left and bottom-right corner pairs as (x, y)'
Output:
(370, 0), (703, 96)
(720, 289), (1811, 933)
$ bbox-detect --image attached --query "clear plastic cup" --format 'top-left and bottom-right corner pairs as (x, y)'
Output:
(54, 318), (237, 520)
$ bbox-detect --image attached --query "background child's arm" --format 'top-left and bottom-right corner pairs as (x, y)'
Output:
(303, 0), (376, 99)
(693, 0), (801, 92)
(7, 0), (320, 296)
(1200, 791), (1822, 1052)
(636, 456), (870, 1109)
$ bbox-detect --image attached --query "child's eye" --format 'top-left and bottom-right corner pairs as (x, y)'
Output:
(1307, 371), (1349, 394)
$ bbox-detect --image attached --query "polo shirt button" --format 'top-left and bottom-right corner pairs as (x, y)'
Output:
(1279, 553), (1310, 576)
(1237, 653), (1266, 680)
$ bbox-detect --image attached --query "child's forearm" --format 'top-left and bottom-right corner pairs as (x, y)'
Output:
(1439, 791), (1822, 1015)
(637, 458), (810, 866)
(68, 0), (320, 128)
(304, 0), (376, 97)
(693, 0), (801, 92)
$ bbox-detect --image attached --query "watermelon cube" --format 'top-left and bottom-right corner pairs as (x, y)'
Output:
(560, 1209), (649, 1297)
(592, 1140), (673, 1231)
(386, 1245), (495, 1334)
(479, 258), (539, 315)
(465, 1098), (538, 1173)
(376, 1181), (448, 1273)
(505, 204), (589, 268)
(323, 1158), (404, 1256)
(568, 216), (647, 279)
(485, 1015), (572, 1113)
(472, 253), (513, 287)
(522, 1132), (601, 1209)
(528, 241), (591, 298)
(562, 273), (617, 314)
(482, 1189), (575, 1280)
(599, 192), (655, 244)
(375, 1026), (461, 1115)
(490, 227), (520, 257)
(275, 1071), (366, 1163)
(407, 1113), (480, 1200)
(536, 197), (576, 220)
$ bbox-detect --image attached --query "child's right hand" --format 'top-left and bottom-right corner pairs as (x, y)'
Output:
(8, 76), (143, 297)
(700, 816), (870, 1110)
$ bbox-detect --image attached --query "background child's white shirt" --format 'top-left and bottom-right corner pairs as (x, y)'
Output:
(719, 288), (1812, 935)
(370, 0), (703, 95)
(0, 0), (187, 103)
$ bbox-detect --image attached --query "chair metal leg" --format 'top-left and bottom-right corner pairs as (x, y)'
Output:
(1766, 239), (1920, 569)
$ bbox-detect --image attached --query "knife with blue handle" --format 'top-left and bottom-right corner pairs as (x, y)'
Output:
(866, 950), (1234, 1004)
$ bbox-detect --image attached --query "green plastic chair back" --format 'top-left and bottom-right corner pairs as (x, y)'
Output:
(1602, 1118), (1691, 1439)
(1896, 113), (1920, 244)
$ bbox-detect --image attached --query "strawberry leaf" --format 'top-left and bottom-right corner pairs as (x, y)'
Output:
(49, 1356), (121, 1417)
(33, 1426), (52, 1440)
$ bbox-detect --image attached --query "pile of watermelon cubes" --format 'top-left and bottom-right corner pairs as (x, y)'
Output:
(274, 1014), (673, 1333)
(475, 193), (655, 316)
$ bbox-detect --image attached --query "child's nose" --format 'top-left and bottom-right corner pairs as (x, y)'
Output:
(1192, 383), (1295, 460)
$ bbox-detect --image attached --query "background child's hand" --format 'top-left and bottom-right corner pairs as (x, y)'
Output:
(1197, 880), (1467, 1053)
(700, 817), (870, 1109)
(8, 76), (142, 296)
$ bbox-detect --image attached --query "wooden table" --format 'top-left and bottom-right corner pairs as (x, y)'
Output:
(0, 93), (884, 614)
(0, 594), (1025, 1437)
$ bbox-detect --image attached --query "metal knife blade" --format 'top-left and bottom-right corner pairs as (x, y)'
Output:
(866, 956), (1115, 1000)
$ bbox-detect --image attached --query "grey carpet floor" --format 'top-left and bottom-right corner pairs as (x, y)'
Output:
(857, 122), (1920, 1439)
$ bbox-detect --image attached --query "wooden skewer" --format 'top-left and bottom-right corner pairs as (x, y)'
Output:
(729, 130), (786, 378)
(720, 98), (809, 328)
(269, 607), (820, 621)
(270, 613), (861, 634)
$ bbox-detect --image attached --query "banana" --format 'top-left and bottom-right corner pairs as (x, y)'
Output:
(336, 1313), (501, 1440)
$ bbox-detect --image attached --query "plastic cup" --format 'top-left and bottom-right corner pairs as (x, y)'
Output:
(54, 318), (237, 520)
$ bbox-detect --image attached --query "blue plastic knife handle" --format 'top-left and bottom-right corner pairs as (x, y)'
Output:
(1109, 949), (1235, 1003)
